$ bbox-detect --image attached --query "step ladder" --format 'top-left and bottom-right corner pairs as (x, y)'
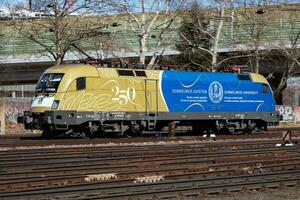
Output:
(147, 119), (156, 130)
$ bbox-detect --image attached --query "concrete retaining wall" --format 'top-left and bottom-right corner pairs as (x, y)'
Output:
(0, 98), (31, 135)
(276, 105), (300, 122)
(0, 98), (299, 135)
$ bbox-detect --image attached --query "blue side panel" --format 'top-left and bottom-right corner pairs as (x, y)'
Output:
(161, 70), (275, 112)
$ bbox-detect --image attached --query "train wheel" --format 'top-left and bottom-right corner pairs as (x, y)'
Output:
(263, 124), (268, 131)
(85, 129), (98, 139)
(256, 122), (267, 132)
(124, 125), (142, 137)
(41, 125), (55, 139)
(219, 127), (230, 135)
(69, 131), (87, 139)
(242, 126), (252, 134)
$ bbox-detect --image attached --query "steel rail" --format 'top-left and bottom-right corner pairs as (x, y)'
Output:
(0, 169), (299, 199)
(0, 133), (299, 199)
(0, 146), (298, 180)
(1, 158), (300, 193)
(0, 140), (297, 163)
(0, 130), (299, 149)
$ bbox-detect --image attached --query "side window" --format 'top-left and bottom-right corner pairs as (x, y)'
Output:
(237, 74), (250, 81)
(262, 84), (269, 94)
(76, 77), (86, 90)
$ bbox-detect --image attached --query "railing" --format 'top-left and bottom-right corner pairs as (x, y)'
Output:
(0, 19), (299, 62)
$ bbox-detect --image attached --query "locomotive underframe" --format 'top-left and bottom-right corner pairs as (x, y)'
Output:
(21, 110), (280, 137)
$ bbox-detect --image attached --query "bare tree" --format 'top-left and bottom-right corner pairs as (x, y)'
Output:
(10, 0), (109, 65)
(0, 0), (11, 65)
(76, 28), (128, 66)
(236, 0), (278, 73)
(109, 0), (183, 69)
(177, 0), (247, 72)
(0, 24), (6, 64)
(272, 8), (300, 102)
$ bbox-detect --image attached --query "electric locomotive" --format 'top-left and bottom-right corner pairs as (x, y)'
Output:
(18, 64), (280, 138)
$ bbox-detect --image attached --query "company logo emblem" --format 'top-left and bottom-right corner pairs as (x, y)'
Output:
(208, 81), (223, 103)
(38, 98), (43, 104)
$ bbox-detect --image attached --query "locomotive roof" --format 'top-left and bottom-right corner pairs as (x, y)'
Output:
(45, 64), (269, 85)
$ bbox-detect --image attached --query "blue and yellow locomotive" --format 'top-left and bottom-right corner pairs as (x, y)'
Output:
(18, 64), (280, 137)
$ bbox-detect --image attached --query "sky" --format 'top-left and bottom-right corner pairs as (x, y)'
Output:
(1, 0), (299, 11)
(0, 0), (23, 6)
(0, 0), (175, 13)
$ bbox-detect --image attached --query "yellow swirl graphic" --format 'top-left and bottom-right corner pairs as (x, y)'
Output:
(184, 103), (205, 111)
(176, 73), (202, 88)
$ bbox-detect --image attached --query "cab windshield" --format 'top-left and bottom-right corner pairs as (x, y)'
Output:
(35, 73), (64, 93)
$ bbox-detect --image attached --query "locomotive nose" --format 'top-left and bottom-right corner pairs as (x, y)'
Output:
(31, 96), (55, 113)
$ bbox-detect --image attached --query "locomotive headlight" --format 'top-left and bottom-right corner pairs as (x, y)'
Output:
(24, 111), (31, 116)
(51, 100), (60, 109)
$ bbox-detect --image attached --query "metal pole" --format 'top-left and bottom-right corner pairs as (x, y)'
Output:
(280, 15), (283, 40)
(21, 85), (24, 99)
(145, 80), (147, 115)
(29, 0), (32, 11)
(156, 80), (158, 116)
(230, 10), (234, 46)
(295, 90), (298, 106)
(0, 99), (5, 135)
(295, 84), (298, 124)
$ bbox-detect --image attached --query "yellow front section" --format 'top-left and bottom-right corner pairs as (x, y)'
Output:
(31, 106), (52, 113)
(34, 64), (168, 113)
(250, 73), (269, 85)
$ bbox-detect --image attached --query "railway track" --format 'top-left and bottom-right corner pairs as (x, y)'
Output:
(0, 134), (299, 199)
(0, 127), (300, 148)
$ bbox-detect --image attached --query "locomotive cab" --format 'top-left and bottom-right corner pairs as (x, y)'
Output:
(31, 73), (64, 113)
(18, 64), (99, 133)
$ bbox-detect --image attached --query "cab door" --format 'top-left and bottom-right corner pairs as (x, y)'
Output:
(144, 79), (158, 130)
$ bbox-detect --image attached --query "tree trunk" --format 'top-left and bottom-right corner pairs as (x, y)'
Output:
(138, 0), (147, 68)
(255, 49), (259, 73)
(211, 7), (224, 72)
(147, 39), (162, 69)
(147, 53), (158, 69)
(54, 0), (63, 66)
(211, 53), (217, 72)
(139, 35), (147, 67)
(273, 71), (288, 104)
(147, 0), (171, 69)
(55, 56), (62, 65)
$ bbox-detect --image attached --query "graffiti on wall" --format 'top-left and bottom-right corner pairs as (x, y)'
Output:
(5, 100), (30, 123)
(3, 98), (31, 134)
(276, 105), (293, 121)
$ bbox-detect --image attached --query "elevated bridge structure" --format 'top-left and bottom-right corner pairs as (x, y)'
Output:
(0, 4), (299, 89)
